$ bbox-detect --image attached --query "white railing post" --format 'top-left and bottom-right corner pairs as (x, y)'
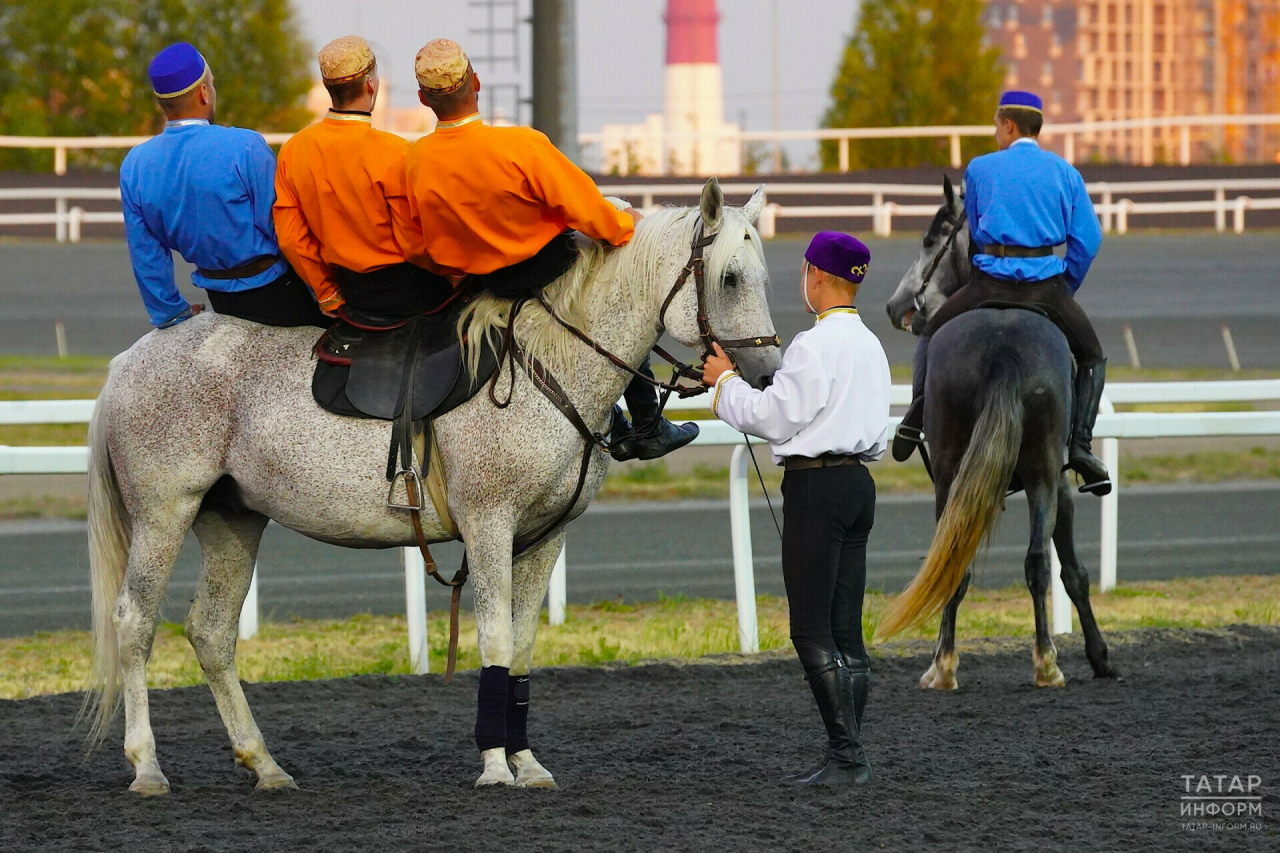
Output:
(838, 136), (849, 172)
(1099, 394), (1118, 592)
(54, 145), (67, 177)
(403, 546), (429, 674)
(1214, 187), (1227, 232)
(1063, 133), (1075, 164)
(68, 206), (83, 243)
(949, 134), (962, 169)
(758, 202), (779, 239)
(1099, 187), (1113, 233)
(1116, 199), (1131, 235)
(54, 196), (67, 243)
(871, 192), (885, 236)
(1050, 545), (1072, 635)
(1233, 196), (1249, 234)
(1180, 126), (1191, 165)
(238, 564), (260, 641)
(549, 543), (567, 626)
(728, 444), (759, 654)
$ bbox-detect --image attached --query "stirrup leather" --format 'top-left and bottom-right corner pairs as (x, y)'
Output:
(387, 467), (426, 511)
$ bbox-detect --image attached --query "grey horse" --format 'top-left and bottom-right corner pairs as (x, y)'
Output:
(85, 179), (781, 794)
(878, 181), (1117, 690)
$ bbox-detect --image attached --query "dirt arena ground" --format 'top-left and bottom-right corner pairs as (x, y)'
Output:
(2, 626), (1276, 852)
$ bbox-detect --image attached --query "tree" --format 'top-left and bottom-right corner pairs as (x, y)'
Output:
(821, 0), (1004, 169)
(0, 0), (313, 170)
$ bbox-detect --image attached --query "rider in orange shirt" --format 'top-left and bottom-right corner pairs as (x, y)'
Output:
(274, 36), (452, 325)
(404, 39), (697, 463)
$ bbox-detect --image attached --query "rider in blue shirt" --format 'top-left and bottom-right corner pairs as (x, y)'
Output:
(893, 91), (1111, 495)
(120, 42), (326, 329)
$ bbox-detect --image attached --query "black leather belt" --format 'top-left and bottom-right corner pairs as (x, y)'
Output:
(784, 453), (862, 471)
(197, 254), (281, 280)
(981, 244), (1055, 258)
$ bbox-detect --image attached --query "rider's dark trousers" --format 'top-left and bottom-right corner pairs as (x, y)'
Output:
(206, 267), (330, 328)
(782, 461), (876, 673)
(912, 271), (1104, 400)
(335, 262), (456, 325)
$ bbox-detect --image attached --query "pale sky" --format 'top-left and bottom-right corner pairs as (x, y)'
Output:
(290, 0), (856, 168)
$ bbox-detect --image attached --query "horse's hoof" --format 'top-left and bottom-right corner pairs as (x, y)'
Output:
(920, 655), (959, 690)
(1034, 666), (1067, 688)
(255, 770), (298, 791)
(129, 769), (170, 796)
(508, 749), (558, 790)
(475, 747), (515, 788)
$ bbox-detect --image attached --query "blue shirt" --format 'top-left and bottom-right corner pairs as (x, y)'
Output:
(964, 138), (1102, 293)
(119, 120), (288, 326)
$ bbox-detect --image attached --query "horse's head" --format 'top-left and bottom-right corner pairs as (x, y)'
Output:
(886, 175), (970, 335)
(661, 177), (781, 389)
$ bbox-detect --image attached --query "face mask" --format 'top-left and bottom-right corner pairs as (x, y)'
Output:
(802, 260), (817, 315)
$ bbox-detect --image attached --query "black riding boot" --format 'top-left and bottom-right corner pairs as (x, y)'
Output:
(842, 658), (873, 784)
(1069, 359), (1112, 496)
(610, 356), (699, 462)
(786, 649), (863, 786)
(891, 334), (930, 462)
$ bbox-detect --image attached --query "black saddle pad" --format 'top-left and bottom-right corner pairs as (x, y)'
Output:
(976, 299), (1051, 320)
(311, 315), (499, 422)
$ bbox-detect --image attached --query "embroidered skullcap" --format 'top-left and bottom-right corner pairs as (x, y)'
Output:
(415, 39), (472, 94)
(805, 231), (871, 284)
(149, 42), (209, 99)
(999, 90), (1043, 113)
(318, 36), (375, 84)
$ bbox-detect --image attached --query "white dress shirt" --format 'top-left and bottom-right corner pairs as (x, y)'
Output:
(711, 307), (891, 465)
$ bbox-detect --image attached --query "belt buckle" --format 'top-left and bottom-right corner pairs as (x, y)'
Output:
(387, 468), (426, 511)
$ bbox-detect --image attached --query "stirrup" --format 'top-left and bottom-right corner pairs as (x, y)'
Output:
(894, 424), (924, 446)
(387, 468), (426, 510)
(1077, 476), (1112, 497)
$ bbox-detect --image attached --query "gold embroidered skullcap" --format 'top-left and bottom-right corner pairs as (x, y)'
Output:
(318, 36), (375, 85)
(415, 39), (472, 93)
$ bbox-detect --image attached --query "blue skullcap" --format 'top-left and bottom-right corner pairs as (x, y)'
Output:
(805, 231), (871, 284)
(999, 90), (1043, 113)
(149, 42), (209, 98)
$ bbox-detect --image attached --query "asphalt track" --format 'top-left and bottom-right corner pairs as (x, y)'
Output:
(2, 481), (1277, 637)
(0, 234), (1278, 367)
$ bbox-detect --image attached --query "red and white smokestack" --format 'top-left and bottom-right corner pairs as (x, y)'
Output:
(663, 0), (732, 175)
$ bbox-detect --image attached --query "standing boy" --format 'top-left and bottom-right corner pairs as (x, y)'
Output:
(702, 232), (891, 785)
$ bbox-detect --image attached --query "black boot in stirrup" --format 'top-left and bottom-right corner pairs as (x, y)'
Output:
(891, 396), (925, 463)
(1069, 358), (1112, 496)
(610, 364), (698, 462)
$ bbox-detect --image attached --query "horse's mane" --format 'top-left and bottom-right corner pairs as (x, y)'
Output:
(458, 204), (764, 379)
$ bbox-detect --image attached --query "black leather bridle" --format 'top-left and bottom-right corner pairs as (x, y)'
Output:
(913, 209), (969, 317)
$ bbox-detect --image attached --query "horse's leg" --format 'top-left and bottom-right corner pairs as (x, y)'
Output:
(505, 531), (564, 790)
(1052, 478), (1119, 679)
(919, 463), (967, 689)
(1025, 480), (1065, 688)
(186, 505), (296, 789)
(116, 500), (201, 795)
(461, 517), (518, 788)
(921, 571), (970, 690)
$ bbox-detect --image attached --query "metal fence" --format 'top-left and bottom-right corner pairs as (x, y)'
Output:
(4, 379), (1279, 671)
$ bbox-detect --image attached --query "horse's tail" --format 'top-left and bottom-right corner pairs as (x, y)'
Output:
(81, 381), (132, 744)
(877, 360), (1024, 639)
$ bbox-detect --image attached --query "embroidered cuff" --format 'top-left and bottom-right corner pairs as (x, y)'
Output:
(711, 370), (740, 417)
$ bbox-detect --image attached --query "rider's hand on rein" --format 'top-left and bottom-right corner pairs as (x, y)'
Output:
(701, 342), (735, 387)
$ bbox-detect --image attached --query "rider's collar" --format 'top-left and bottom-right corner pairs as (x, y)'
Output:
(1011, 137), (1040, 149)
(326, 109), (372, 123)
(164, 119), (209, 129)
(435, 113), (483, 130)
(816, 306), (858, 323)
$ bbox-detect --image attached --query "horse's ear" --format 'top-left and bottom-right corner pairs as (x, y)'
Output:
(700, 177), (724, 230)
(943, 174), (956, 208)
(741, 185), (766, 224)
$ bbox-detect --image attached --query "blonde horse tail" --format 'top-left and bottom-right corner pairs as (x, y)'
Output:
(81, 382), (132, 745)
(877, 363), (1024, 640)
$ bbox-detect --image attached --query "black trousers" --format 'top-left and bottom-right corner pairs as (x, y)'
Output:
(206, 268), (329, 328)
(335, 262), (456, 326)
(472, 231), (578, 300)
(782, 462), (876, 671)
(924, 271), (1104, 366)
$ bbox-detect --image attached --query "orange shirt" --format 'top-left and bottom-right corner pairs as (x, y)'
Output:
(404, 115), (634, 276)
(273, 112), (425, 311)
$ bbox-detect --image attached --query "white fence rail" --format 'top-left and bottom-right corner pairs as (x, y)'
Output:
(3, 380), (1278, 659)
(7, 178), (1280, 243)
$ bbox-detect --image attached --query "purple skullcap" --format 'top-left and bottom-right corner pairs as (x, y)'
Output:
(999, 90), (1043, 113)
(150, 42), (208, 98)
(805, 231), (871, 284)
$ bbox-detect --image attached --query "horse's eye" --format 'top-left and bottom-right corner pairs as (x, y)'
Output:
(724, 272), (739, 288)
(923, 236), (936, 249)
